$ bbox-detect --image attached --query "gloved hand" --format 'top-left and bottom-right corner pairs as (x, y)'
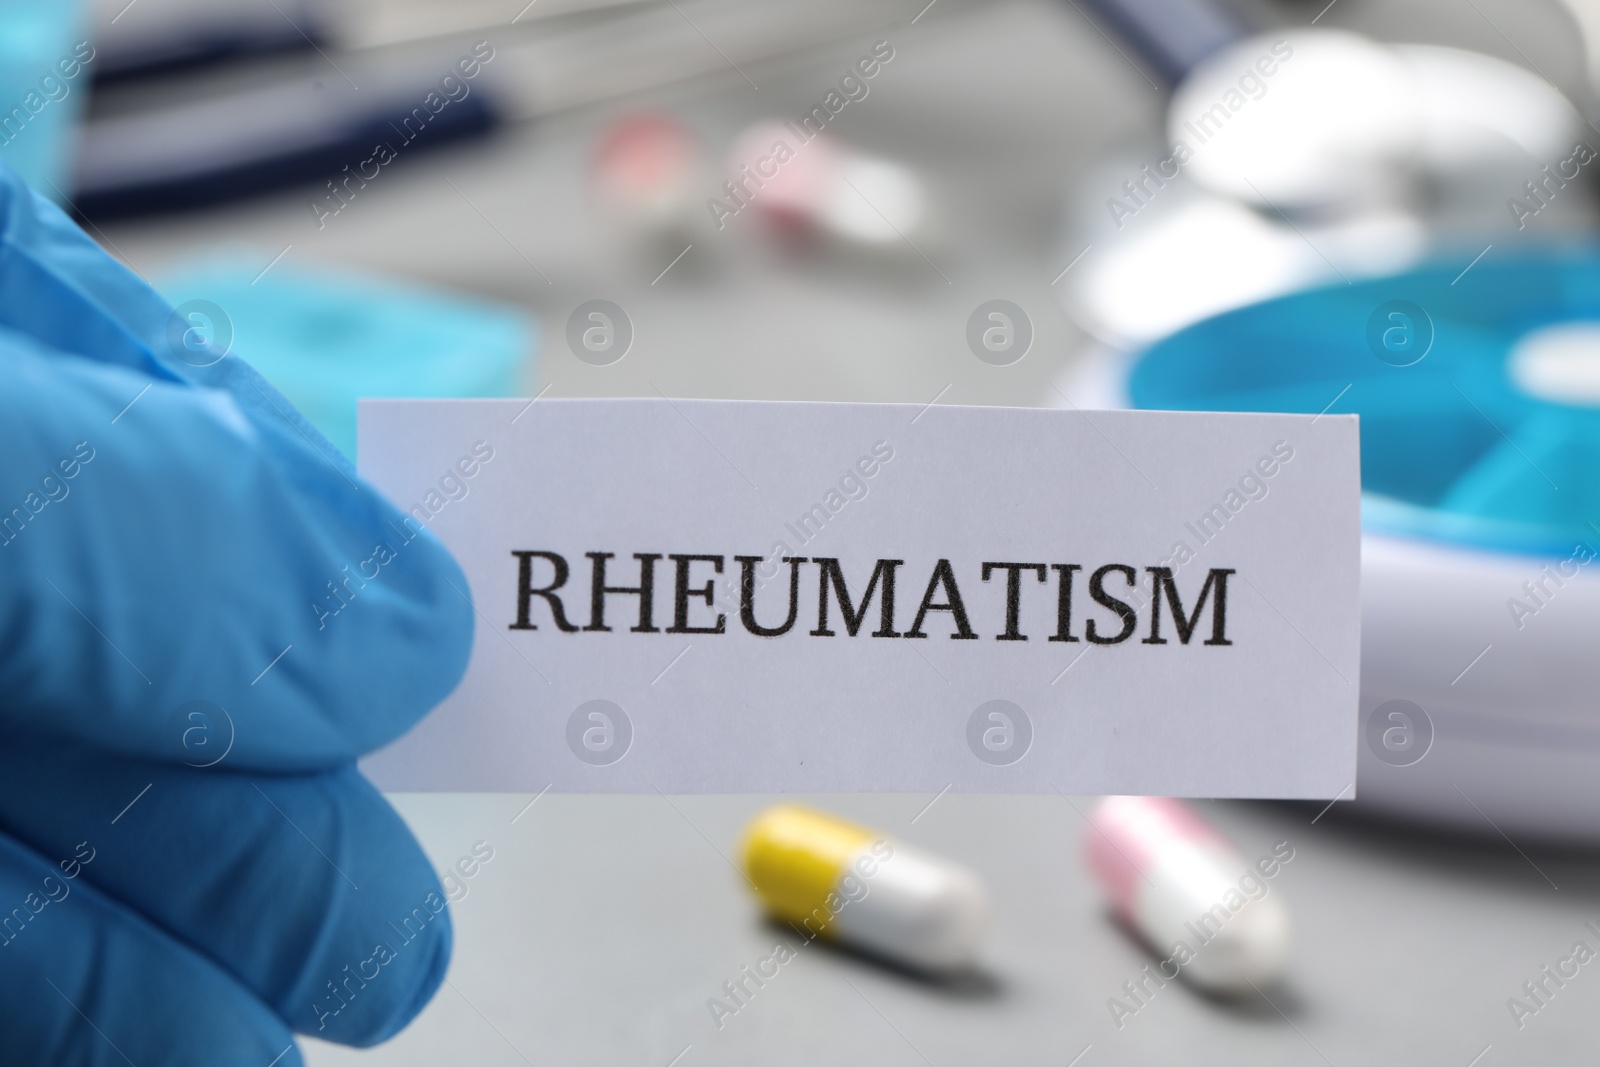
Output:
(0, 163), (474, 1063)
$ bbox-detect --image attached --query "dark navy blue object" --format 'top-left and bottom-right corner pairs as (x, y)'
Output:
(1074, 0), (1248, 84)
(1130, 249), (1600, 555)
(72, 74), (501, 220)
(92, 23), (325, 85)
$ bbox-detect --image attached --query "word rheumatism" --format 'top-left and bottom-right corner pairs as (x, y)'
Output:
(511, 553), (1235, 646)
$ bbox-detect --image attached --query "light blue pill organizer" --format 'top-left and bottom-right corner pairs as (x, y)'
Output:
(0, 1), (90, 201)
(1129, 250), (1600, 840)
(1130, 251), (1600, 556)
(159, 257), (534, 459)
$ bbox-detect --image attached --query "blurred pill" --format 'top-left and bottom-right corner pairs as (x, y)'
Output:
(822, 155), (925, 246)
(1086, 796), (1289, 993)
(726, 121), (928, 250)
(591, 112), (704, 241)
(726, 120), (838, 239)
(740, 804), (988, 972)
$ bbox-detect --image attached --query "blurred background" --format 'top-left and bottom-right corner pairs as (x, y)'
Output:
(15, 0), (1600, 1060)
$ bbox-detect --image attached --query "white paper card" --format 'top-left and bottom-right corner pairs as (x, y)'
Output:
(357, 398), (1359, 798)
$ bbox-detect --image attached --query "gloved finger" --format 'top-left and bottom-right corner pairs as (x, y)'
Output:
(0, 831), (305, 1067)
(0, 330), (474, 770)
(1, 161), (341, 462)
(0, 734), (452, 1046)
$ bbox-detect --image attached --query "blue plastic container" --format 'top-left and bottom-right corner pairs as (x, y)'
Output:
(1130, 249), (1600, 556)
(159, 256), (534, 459)
(0, 2), (90, 201)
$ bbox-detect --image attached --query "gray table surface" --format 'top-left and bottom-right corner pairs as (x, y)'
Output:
(92, 0), (1600, 1061)
(303, 793), (1600, 1065)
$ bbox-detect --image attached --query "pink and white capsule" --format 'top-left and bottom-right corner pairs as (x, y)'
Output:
(1086, 796), (1290, 992)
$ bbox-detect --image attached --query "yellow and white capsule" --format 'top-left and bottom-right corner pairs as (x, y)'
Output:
(739, 805), (990, 971)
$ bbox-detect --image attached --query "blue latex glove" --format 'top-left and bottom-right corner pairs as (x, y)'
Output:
(0, 163), (474, 1063)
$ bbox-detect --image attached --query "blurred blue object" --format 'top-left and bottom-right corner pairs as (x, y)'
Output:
(1129, 249), (1600, 556)
(90, 0), (325, 84)
(159, 258), (534, 458)
(0, 160), (467, 1061)
(74, 69), (501, 219)
(1074, 0), (1244, 85)
(0, 1), (91, 200)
